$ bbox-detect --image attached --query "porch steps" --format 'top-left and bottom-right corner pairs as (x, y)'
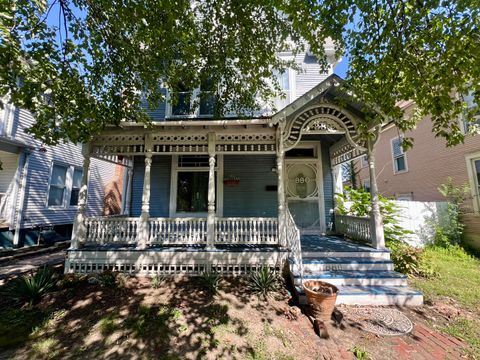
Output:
(290, 236), (424, 306)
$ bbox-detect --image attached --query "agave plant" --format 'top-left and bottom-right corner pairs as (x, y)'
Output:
(248, 266), (279, 298)
(200, 271), (222, 296)
(10, 266), (56, 306)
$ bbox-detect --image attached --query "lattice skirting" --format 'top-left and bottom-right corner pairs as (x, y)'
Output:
(65, 250), (288, 276)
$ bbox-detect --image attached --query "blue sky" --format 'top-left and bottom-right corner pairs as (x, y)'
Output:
(334, 56), (349, 79)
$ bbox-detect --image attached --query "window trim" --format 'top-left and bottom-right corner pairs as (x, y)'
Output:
(68, 167), (84, 208)
(169, 155), (224, 217)
(465, 151), (480, 213)
(46, 162), (83, 209)
(166, 85), (216, 119)
(391, 136), (408, 174)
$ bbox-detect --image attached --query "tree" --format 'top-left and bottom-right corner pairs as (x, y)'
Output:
(1, 0), (479, 147)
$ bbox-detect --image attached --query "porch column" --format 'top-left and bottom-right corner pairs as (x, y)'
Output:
(277, 126), (287, 247)
(123, 166), (133, 216)
(367, 138), (385, 249)
(332, 165), (343, 196)
(71, 144), (91, 249)
(139, 153), (152, 249)
(206, 132), (216, 250)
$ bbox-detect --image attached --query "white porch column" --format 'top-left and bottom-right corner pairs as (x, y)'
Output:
(206, 132), (216, 249)
(139, 134), (153, 249)
(71, 144), (91, 249)
(332, 165), (343, 196)
(123, 166), (133, 216)
(367, 138), (385, 249)
(277, 126), (287, 247)
(12, 151), (30, 247)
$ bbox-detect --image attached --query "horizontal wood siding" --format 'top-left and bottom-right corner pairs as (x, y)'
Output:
(223, 155), (278, 217)
(130, 155), (171, 217)
(321, 141), (334, 226)
(0, 151), (19, 221)
(142, 88), (167, 122)
(295, 52), (329, 99)
(4, 107), (116, 227)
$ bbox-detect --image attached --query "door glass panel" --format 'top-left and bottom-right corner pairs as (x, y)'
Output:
(288, 200), (320, 229)
(176, 172), (209, 212)
(286, 163), (318, 199)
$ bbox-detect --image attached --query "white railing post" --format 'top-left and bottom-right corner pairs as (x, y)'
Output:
(207, 132), (216, 250)
(71, 144), (91, 249)
(367, 136), (385, 249)
(277, 126), (287, 247)
(139, 134), (153, 249)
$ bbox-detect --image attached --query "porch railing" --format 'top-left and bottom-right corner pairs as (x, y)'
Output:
(148, 217), (207, 245)
(85, 217), (139, 244)
(215, 217), (278, 245)
(335, 214), (371, 244)
(286, 208), (303, 279)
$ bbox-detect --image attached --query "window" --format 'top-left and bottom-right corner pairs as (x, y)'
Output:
(362, 179), (371, 192)
(391, 137), (407, 173)
(273, 68), (295, 110)
(47, 163), (83, 207)
(48, 164), (68, 206)
(462, 92), (480, 133)
(466, 153), (480, 212)
(361, 155), (368, 168)
(69, 168), (83, 206)
(168, 79), (216, 117)
(171, 83), (194, 116)
(199, 79), (215, 116)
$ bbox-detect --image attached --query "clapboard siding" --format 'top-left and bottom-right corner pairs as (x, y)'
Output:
(0, 151), (19, 221)
(0, 107), (116, 227)
(295, 51), (329, 99)
(130, 155), (171, 217)
(223, 155), (278, 217)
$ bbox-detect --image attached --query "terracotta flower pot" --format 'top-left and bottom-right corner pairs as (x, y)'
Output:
(303, 280), (339, 321)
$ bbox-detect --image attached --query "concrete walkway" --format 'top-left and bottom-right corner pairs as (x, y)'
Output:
(0, 249), (65, 285)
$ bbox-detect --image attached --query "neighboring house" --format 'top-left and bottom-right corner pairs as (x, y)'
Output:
(65, 45), (423, 306)
(0, 99), (118, 249)
(355, 101), (480, 249)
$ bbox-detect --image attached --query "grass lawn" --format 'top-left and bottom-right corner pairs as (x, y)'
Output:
(411, 245), (480, 358)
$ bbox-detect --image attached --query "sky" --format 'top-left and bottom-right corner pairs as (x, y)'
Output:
(333, 55), (349, 79)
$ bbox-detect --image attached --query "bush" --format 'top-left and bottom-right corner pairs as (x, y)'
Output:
(10, 267), (56, 306)
(151, 274), (165, 289)
(248, 266), (278, 298)
(97, 270), (116, 287)
(200, 272), (221, 295)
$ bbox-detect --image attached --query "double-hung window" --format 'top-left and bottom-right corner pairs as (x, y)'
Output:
(391, 137), (407, 173)
(273, 69), (294, 110)
(47, 163), (83, 207)
(169, 79), (216, 117)
(171, 83), (194, 116)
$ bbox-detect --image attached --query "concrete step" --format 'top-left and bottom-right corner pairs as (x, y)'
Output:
(302, 249), (391, 260)
(295, 285), (423, 306)
(292, 270), (408, 287)
(294, 257), (394, 271)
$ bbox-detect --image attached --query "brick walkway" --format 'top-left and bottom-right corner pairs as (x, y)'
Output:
(392, 324), (466, 360)
(0, 250), (65, 285)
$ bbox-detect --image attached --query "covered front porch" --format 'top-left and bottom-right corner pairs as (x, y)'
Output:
(66, 75), (387, 275)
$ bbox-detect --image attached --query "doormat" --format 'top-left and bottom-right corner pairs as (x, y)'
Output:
(343, 306), (413, 336)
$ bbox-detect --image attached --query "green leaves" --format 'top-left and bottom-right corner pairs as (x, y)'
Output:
(1, 1), (478, 147)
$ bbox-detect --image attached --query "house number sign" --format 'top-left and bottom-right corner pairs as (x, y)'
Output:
(286, 163), (318, 199)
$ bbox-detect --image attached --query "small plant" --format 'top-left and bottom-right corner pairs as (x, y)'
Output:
(151, 274), (165, 289)
(98, 270), (116, 287)
(10, 266), (56, 306)
(248, 266), (278, 298)
(200, 272), (222, 295)
(352, 346), (370, 360)
(98, 315), (118, 336)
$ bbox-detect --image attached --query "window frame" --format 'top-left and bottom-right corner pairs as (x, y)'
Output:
(390, 136), (408, 174)
(46, 162), (83, 209)
(166, 80), (217, 119)
(465, 151), (480, 213)
(169, 155), (224, 217)
(69, 167), (84, 207)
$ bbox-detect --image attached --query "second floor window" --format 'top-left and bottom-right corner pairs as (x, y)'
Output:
(171, 83), (194, 116)
(391, 137), (407, 173)
(169, 79), (216, 117)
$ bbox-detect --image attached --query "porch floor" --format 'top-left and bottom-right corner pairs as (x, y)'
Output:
(300, 235), (389, 254)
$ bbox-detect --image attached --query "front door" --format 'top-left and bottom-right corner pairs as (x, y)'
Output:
(285, 143), (325, 233)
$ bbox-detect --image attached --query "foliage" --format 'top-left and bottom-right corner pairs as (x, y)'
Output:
(411, 245), (480, 308)
(435, 177), (470, 246)
(98, 315), (119, 336)
(151, 274), (165, 289)
(351, 346), (370, 360)
(443, 318), (480, 358)
(1, 1), (479, 146)
(248, 266), (278, 298)
(9, 266), (56, 306)
(97, 270), (116, 287)
(200, 272), (222, 296)
(388, 241), (435, 278)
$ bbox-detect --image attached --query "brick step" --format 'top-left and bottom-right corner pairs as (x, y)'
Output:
(295, 285), (423, 306)
(291, 270), (408, 287)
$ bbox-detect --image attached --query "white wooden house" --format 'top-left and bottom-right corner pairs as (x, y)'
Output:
(0, 99), (117, 248)
(66, 52), (423, 306)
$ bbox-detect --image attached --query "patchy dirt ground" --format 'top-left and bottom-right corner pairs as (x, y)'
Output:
(0, 273), (471, 360)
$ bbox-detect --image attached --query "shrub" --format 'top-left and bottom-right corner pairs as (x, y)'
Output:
(97, 270), (116, 287)
(151, 274), (165, 289)
(248, 266), (278, 298)
(200, 272), (221, 295)
(10, 267), (56, 306)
